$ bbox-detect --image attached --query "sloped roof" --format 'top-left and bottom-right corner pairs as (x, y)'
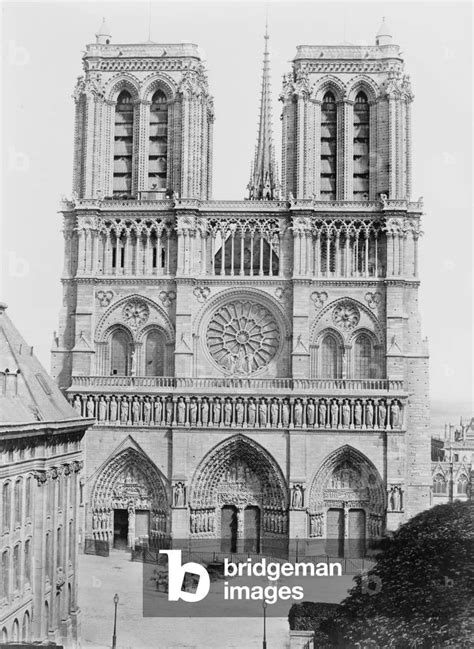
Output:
(0, 303), (80, 424)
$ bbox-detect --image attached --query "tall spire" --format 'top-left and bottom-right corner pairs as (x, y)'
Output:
(247, 22), (279, 200)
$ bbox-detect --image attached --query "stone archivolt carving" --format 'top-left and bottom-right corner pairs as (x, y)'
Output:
(308, 446), (385, 537)
(90, 448), (168, 542)
(206, 300), (280, 375)
(190, 436), (288, 538)
(332, 301), (360, 331)
(122, 299), (150, 329)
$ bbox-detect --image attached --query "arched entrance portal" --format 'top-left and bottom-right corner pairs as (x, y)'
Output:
(308, 445), (385, 558)
(90, 448), (169, 549)
(190, 435), (288, 556)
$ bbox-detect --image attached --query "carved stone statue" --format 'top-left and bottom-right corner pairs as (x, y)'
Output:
(98, 397), (107, 422)
(224, 399), (232, 426)
(235, 399), (244, 425)
(342, 400), (351, 428)
(354, 401), (362, 427)
(166, 399), (173, 425)
(365, 401), (373, 428)
(87, 396), (95, 418)
(391, 401), (401, 428)
(213, 399), (221, 425)
(177, 397), (186, 425)
(120, 398), (129, 424)
(378, 401), (387, 428)
(390, 486), (402, 511)
(270, 400), (279, 426)
(201, 399), (209, 426)
(292, 485), (303, 509)
(154, 397), (162, 426)
(307, 399), (315, 426)
(318, 401), (327, 427)
(330, 401), (339, 428)
(189, 399), (198, 426)
(282, 400), (290, 427)
(174, 482), (185, 507)
(73, 396), (82, 416)
(108, 396), (117, 422)
(294, 399), (303, 427)
(132, 397), (140, 424)
(248, 399), (256, 426)
(143, 399), (151, 425)
(258, 400), (267, 426)
(130, 349), (137, 376)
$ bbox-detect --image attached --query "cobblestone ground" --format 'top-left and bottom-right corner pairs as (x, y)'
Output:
(78, 550), (354, 649)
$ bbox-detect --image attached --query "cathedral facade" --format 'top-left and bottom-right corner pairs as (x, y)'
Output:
(52, 19), (430, 558)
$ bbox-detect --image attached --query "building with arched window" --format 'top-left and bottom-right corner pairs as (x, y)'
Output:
(0, 304), (91, 646)
(52, 19), (430, 561)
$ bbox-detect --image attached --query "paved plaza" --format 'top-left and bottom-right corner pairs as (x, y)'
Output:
(78, 550), (354, 648)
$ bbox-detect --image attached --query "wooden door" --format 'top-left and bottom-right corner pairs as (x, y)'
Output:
(326, 508), (344, 557)
(244, 506), (260, 553)
(348, 509), (366, 558)
(221, 506), (237, 553)
(136, 510), (150, 539)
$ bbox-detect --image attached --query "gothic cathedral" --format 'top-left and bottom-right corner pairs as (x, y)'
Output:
(52, 18), (430, 557)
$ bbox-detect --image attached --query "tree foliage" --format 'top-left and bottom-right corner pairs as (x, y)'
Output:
(321, 501), (474, 648)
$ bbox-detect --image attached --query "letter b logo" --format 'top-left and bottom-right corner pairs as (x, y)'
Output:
(159, 550), (210, 602)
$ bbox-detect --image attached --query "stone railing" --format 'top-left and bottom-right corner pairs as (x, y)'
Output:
(70, 376), (404, 394)
(68, 392), (405, 431)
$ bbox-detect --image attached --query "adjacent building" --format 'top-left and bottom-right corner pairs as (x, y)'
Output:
(51, 18), (430, 559)
(431, 417), (473, 504)
(0, 304), (90, 646)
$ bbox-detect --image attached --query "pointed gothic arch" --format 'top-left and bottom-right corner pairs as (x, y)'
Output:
(307, 445), (385, 554)
(90, 447), (169, 546)
(189, 435), (288, 551)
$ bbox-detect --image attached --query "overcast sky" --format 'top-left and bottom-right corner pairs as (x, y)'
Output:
(1, 0), (472, 406)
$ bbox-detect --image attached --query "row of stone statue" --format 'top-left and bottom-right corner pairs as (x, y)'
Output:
(72, 393), (403, 429)
(309, 514), (324, 537)
(190, 510), (215, 534)
(263, 511), (288, 534)
(368, 515), (384, 538)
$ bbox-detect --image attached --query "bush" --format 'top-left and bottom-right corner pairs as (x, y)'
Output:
(322, 501), (474, 648)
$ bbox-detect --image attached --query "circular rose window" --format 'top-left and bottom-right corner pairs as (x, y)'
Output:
(206, 300), (280, 375)
(332, 302), (360, 330)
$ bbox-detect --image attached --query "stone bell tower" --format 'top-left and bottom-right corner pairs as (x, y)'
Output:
(71, 23), (214, 201)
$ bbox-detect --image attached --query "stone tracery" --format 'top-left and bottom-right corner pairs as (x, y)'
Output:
(206, 300), (281, 375)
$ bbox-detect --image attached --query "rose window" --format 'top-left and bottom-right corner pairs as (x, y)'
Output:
(332, 302), (360, 330)
(122, 299), (150, 329)
(206, 300), (280, 375)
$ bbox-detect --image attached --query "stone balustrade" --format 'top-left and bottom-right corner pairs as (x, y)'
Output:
(70, 375), (404, 393)
(69, 392), (404, 431)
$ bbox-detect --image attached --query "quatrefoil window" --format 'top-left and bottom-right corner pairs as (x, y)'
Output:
(332, 302), (360, 331)
(206, 300), (280, 375)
